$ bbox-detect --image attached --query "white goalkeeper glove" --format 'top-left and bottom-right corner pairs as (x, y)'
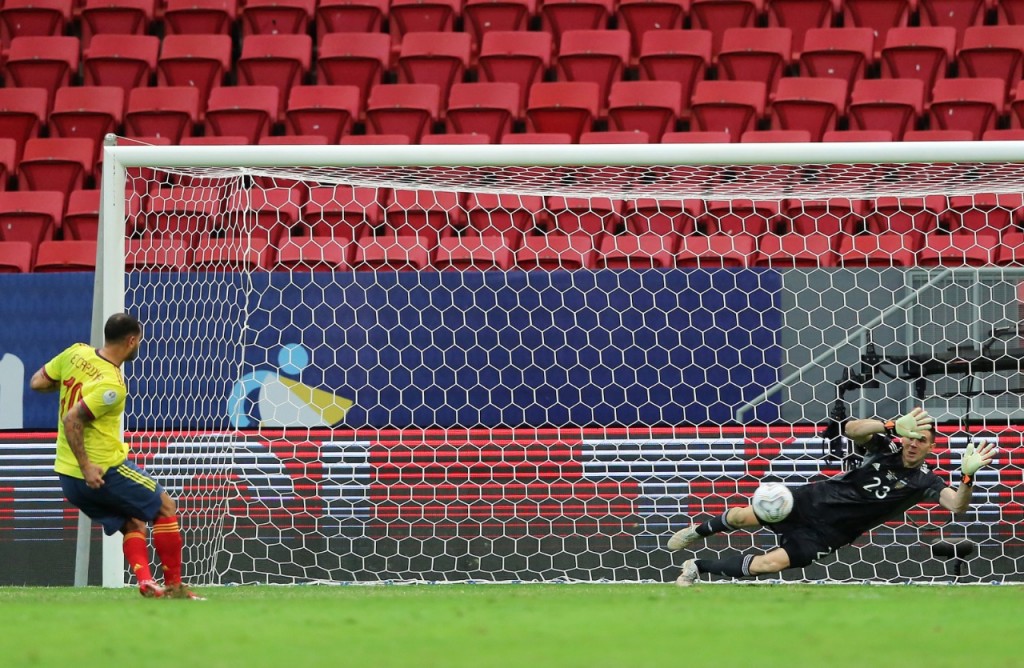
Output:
(892, 407), (934, 440)
(960, 440), (997, 486)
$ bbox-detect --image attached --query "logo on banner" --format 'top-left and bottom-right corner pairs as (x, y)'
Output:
(227, 343), (353, 428)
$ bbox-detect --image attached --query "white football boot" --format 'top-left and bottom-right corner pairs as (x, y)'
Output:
(675, 559), (699, 587)
(666, 525), (701, 551)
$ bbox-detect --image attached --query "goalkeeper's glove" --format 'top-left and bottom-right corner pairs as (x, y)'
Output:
(960, 440), (997, 486)
(892, 407), (934, 440)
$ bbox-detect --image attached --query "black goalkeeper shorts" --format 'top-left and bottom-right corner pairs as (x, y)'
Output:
(765, 486), (844, 569)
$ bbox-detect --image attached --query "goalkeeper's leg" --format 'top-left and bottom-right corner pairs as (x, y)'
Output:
(667, 506), (761, 550)
(676, 547), (792, 587)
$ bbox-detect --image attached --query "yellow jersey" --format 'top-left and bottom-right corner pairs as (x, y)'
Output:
(43, 343), (129, 478)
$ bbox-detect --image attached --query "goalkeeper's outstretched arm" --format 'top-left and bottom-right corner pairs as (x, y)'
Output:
(940, 440), (998, 513)
(845, 407), (934, 445)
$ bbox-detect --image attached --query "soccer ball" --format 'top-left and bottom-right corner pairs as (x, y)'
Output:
(752, 482), (793, 523)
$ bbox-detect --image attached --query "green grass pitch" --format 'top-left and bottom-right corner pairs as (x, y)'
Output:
(0, 584), (1020, 668)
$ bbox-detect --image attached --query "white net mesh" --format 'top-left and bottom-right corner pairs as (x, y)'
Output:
(115, 146), (1024, 584)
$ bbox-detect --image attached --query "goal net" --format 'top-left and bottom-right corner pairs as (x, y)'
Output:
(100, 141), (1024, 585)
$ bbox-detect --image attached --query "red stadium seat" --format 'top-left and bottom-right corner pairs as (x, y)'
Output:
(63, 190), (102, 241)
(0, 191), (64, 258)
(303, 185), (382, 240)
(918, 0), (987, 45)
(205, 86), (280, 144)
(422, 133), (492, 144)
(770, 77), (848, 141)
(385, 189), (463, 244)
(224, 188), (301, 244)
(741, 129), (812, 142)
(597, 233), (678, 268)
(285, 85), (361, 143)
(903, 129), (974, 141)
(478, 31), (554, 111)
(607, 80), (682, 142)
(957, 26), (1024, 95)
(616, 0), (688, 58)
(0, 0), (72, 50)
(843, 0), (914, 59)
(397, 31), (473, 100)
(353, 234), (432, 271)
(864, 195), (944, 235)
(782, 198), (863, 237)
(80, 0), (155, 48)
(163, 0), (237, 35)
(754, 232), (837, 267)
(274, 236), (351, 272)
(928, 77), (1006, 139)
(4, 36), (80, 109)
(464, 0), (535, 52)
(676, 233), (757, 267)
(83, 34), (160, 93)
(125, 237), (193, 272)
(690, 0), (761, 56)
(192, 237), (271, 271)
(622, 199), (699, 236)
(389, 0), (461, 45)
(19, 138), (94, 193)
(822, 129), (893, 141)
(316, 0), (388, 43)
(0, 241), (33, 273)
(365, 84), (441, 143)
(702, 200), (779, 236)
(690, 80), (767, 141)
(48, 87), (125, 160)
(880, 27), (957, 94)
(995, 231), (1024, 266)
(501, 132), (572, 144)
(580, 130), (650, 143)
(433, 233), (518, 271)
(545, 196), (622, 235)
(526, 82), (600, 142)
(941, 193), (1023, 232)
(556, 30), (631, 104)
(125, 86), (200, 142)
(835, 233), (917, 266)
(317, 32), (392, 109)
(446, 82), (521, 143)
(638, 30), (712, 121)
(33, 240), (97, 272)
(917, 232), (997, 266)
(340, 134), (412, 145)
(717, 27), (793, 92)
(661, 131), (732, 143)
(260, 135), (329, 145)
(180, 135), (248, 146)
(983, 128), (1024, 140)
(848, 78), (925, 140)
(539, 0), (615, 46)
(799, 27), (875, 90)
(0, 139), (16, 192)
(465, 193), (543, 235)
(765, 0), (835, 57)
(515, 233), (598, 270)
(239, 0), (314, 36)
(144, 184), (225, 238)
(236, 34), (314, 107)
(0, 87), (47, 163)
(158, 34), (233, 104)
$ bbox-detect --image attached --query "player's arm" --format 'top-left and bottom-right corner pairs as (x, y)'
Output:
(29, 367), (59, 392)
(939, 440), (997, 513)
(62, 402), (105, 489)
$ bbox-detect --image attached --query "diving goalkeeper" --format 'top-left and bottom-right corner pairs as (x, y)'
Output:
(668, 408), (997, 586)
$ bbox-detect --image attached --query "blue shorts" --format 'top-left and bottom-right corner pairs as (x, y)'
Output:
(59, 460), (165, 536)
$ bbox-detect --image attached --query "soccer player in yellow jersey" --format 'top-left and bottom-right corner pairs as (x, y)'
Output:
(30, 313), (203, 600)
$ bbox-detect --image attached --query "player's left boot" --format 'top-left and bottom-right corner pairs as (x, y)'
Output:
(164, 584), (206, 600)
(138, 579), (164, 598)
(675, 559), (699, 587)
(667, 525), (701, 551)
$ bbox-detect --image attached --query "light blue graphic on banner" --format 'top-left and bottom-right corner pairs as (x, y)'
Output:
(228, 343), (353, 428)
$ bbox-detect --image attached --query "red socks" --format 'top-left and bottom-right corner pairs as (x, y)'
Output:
(152, 516), (184, 586)
(123, 531), (154, 583)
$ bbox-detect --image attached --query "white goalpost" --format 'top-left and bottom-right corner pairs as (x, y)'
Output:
(94, 138), (1024, 587)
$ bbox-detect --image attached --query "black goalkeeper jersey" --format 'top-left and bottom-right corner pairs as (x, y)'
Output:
(789, 434), (949, 546)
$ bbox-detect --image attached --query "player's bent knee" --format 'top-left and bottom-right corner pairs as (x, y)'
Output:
(121, 517), (146, 534)
(157, 491), (176, 517)
(749, 549), (791, 575)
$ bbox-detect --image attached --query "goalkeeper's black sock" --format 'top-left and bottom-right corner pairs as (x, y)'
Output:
(695, 510), (737, 537)
(695, 554), (754, 578)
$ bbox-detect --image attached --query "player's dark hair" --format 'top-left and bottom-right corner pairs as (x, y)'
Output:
(104, 313), (142, 343)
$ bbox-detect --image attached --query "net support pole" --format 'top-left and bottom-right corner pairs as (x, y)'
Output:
(96, 134), (128, 589)
(734, 267), (955, 423)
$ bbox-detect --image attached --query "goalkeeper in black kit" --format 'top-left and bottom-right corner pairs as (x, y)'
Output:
(668, 408), (998, 586)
